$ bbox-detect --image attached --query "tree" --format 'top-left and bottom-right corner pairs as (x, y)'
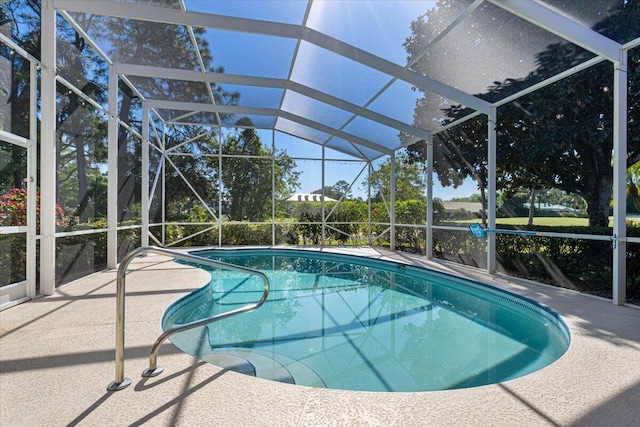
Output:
(331, 180), (352, 200)
(403, 114), (490, 223)
(90, 7), (240, 222)
(1, 1), (113, 225)
(498, 189), (531, 220)
(54, 10), (110, 224)
(404, 0), (640, 227)
(2, 1), (242, 226)
(221, 121), (300, 221)
(311, 180), (352, 200)
(311, 186), (335, 198)
(365, 151), (427, 203)
(1, 1), (40, 191)
(158, 126), (221, 223)
(2, 1), (124, 225)
(449, 194), (482, 203)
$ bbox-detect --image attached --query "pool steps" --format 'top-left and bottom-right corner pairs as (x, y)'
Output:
(200, 348), (326, 388)
(198, 352), (257, 377)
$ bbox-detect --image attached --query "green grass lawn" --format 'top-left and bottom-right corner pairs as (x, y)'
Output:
(454, 217), (597, 227)
(496, 216), (637, 227)
(495, 217), (590, 226)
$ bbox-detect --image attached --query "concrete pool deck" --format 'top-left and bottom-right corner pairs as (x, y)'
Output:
(1, 246), (639, 426)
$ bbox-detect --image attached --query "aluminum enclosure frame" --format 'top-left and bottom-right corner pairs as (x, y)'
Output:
(23, 0), (640, 306)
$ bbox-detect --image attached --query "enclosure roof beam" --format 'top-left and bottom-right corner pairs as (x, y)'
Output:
(299, 28), (490, 114)
(146, 99), (394, 156)
(54, 0), (490, 114)
(488, 0), (621, 62)
(114, 63), (431, 142)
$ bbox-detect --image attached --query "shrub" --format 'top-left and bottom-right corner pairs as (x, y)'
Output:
(293, 203), (323, 244)
(0, 188), (67, 228)
(325, 201), (367, 244)
(429, 224), (640, 301)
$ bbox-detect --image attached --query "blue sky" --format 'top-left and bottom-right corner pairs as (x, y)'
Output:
(264, 130), (479, 201)
(191, 1), (479, 201)
(294, 154), (480, 201)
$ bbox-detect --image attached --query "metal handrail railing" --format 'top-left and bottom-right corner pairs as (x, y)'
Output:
(107, 246), (270, 391)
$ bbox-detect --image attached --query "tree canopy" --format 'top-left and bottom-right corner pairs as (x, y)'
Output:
(365, 151), (427, 203)
(1, 1), (39, 192)
(221, 122), (300, 221)
(312, 180), (352, 201)
(404, 0), (640, 227)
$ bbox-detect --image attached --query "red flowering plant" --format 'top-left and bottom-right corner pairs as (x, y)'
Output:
(0, 188), (67, 228)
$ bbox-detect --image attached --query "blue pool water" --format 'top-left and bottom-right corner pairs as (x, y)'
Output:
(162, 249), (570, 392)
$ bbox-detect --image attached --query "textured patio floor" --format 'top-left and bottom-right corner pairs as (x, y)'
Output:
(1, 247), (639, 426)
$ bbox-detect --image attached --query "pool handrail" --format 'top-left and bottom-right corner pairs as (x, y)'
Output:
(107, 246), (270, 392)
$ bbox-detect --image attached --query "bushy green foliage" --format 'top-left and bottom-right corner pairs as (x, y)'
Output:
(429, 224), (640, 301)
(0, 234), (27, 286)
(222, 223), (273, 245)
(163, 221), (294, 247)
(0, 220), (143, 287)
(325, 201), (368, 244)
(292, 203), (323, 244)
(432, 228), (488, 268)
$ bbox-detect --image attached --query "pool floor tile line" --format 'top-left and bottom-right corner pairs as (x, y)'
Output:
(1, 247), (639, 426)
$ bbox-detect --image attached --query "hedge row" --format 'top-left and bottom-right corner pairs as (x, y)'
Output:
(428, 224), (640, 301)
(0, 227), (140, 287)
(2, 216), (638, 303)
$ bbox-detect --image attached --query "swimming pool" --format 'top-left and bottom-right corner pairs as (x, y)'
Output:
(162, 248), (570, 392)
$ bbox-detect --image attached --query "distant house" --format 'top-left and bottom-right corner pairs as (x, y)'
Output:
(442, 202), (483, 216)
(286, 193), (337, 202)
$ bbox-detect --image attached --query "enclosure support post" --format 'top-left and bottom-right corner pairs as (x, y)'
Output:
(487, 107), (497, 274)
(390, 151), (396, 251)
(367, 162), (372, 244)
(612, 50), (627, 305)
(26, 62), (37, 298)
(161, 126), (166, 246)
(40, 1), (57, 294)
(107, 65), (119, 269)
(272, 129), (276, 246)
(141, 102), (149, 247)
(321, 145), (326, 245)
(426, 135), (434, 259)
(218, 129), (223, 246)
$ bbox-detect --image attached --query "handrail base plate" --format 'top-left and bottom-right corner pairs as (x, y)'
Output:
(107, 378), (132, 391)
(142, 366), (164, 377)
